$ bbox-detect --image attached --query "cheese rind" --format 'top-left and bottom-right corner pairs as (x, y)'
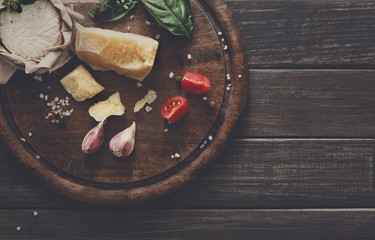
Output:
(75, 27), (159, 81)
(60, 65), (104, 101)
(89, 92), (125, 122)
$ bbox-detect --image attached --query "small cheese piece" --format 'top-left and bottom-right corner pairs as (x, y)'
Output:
(0, 0), (62, 59)
(75, 27), (159, 81)
(60, 65), (104, 101)
(89, 92), (125, 122)
(134, 98), (147, 113)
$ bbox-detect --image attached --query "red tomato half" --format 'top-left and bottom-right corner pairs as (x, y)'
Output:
(181, 72), (210, 94)
(161, 96), (188, 123)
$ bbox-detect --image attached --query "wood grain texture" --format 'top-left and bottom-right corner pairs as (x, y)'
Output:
(1, 209), (375, 239)
(235, 69), (375, 137)
(227, 0), (375, 68)
(0, 0), (248, 204)
(2, 139), (375, 209)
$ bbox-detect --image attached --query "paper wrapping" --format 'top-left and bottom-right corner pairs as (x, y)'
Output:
(0, 0), (74, 84)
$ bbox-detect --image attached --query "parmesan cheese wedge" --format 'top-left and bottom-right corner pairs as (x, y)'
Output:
(60, 65), (104, 101)
(75, 27), (159, 81)
(89, 92), (125, 122)
(0, 0), (62, 60)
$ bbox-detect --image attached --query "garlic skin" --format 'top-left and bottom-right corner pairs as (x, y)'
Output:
(109, 122), (136, 158)
(81, 121), (105, 154)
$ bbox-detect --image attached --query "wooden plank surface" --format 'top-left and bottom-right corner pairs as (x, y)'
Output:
(235, 70), (375, 137)
(1, 209), (375, 239)
(227, 0), (375, 68)
(2, 138), (375, 209)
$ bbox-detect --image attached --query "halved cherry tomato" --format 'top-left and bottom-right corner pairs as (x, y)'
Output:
(161, 96), (188, 123)
(181, 72), (210, 95)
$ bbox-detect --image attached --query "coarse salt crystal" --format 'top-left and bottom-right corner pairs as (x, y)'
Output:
(203, 96), (207, 101)
(39, 93), (44, 99)
(238, 75), (242, 78)
(200, 144), (205, 149)
(218, 31), (222, 35)
(20, 137), (26, 142)
(226, 86), (231, 91)
(130, 15), (134, 20)
(33, 75), (42, 81)
(127, 26), (131, 32)
(204, 140), (207, 144)
(35, 155), (40, 159)
(28, 132), (32, 137)
(174, 153), (180, 158)
(54, 97), (59, 102)
(33, 211), (38, 216)
(16, 226), (21, 231)
(223, 45), (228, 51)
(221, 38), (225, 42)
(70, 109), (74, 113)
(171, 155), (175, 159)
(226, 74), (231, 80)
(169, 72), (174, 79)
(145, 90), (157, 104)
(163, 128), (168, 133)
(145, 20), (151, 25)
(44, 95), (48, 101)
(145, 106), (152, 112)
(155, 33), (160, 40)
(208, 135), (213, 141)
(228, 83), (232, 87)
(187, 54), (192, 60)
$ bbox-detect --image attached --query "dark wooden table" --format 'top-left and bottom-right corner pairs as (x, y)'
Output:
(2, 0), (375, 239)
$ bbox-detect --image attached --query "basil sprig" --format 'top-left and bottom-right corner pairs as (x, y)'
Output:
(90, 0), (194, 39)
(89, 0), (139, 22)
(0, 0), (36, 13)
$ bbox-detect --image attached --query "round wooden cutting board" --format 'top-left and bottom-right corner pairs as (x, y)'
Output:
(0, 0), (247, 204)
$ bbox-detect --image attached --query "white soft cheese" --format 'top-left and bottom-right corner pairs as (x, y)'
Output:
(0, 0), (62, 59)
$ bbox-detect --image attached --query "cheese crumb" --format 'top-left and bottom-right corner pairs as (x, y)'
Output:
(155, 33), (160, 40)
(136, 82), (142, 88)
(33, 75), (42, 81)
(145, 20), (151, 25)
(127, 26), (131, 32)
(145, 106), (152, 112)
(171, 155), (175, 159)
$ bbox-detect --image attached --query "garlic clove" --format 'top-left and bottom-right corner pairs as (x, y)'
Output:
(81, 120), (105, 154)
(109, 122), (136, 158)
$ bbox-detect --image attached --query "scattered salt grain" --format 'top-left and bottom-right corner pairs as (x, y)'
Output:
(187, 54), (192, 60)
(226, 86), (231, 91)
(174, 153), (180, 158)
(145, 20), (151, 25)
(54, 97), (59, 102)
(221, 38), (225, 42)
(208, 135), (213, 141)
(20, 137), (26, 142)
(203, 96), (207, 101)
(16, 226), (21, 231)
(39, 93), (44, 99)
(35, 155), (40, 160)
(218, 31), (222, 36)
(171, 155), (175, 159)
(145, 90), (157, 104)
(238, 74), (242, 78)
(204, 140), (207, 144)
(163, 128), (168, 133)
(28, 132), (32, 137)
(130, 15), (134, 20)
(145, 106), (152, 112)
(33, 211), (38, 217)
(169, 72), (174, 79)
(223, 45), (228, 51)
(136, 82), (142, 88)
(127, 26), (131, 32)
(200, 144), (205, 149)
(33, 75), (42, 81)
(155, 33), (160, 40)
(228, 83), (232, 87)
(44, 95), (48, 101)
(226, 74), (231, 80)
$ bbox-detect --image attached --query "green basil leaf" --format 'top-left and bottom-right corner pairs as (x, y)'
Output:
(90, 0), (139, 22)
(141, 0), (194, 39)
